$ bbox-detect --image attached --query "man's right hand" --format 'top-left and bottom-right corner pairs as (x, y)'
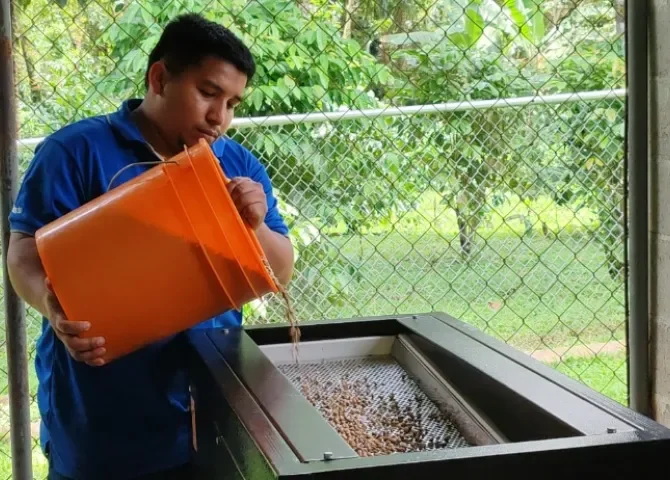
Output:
(43, 278), (106, 367)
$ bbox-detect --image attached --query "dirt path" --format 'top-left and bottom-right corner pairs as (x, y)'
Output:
(525, 340), (626, 364)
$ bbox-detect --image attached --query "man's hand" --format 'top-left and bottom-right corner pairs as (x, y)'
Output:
(227, 177), (268, 230)
(224, 177), (294, 286)
(7, 233), (108, 367)
(43, 278), (106, 367)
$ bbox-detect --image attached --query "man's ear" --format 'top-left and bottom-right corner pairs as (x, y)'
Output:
(146, 61), (168, 96)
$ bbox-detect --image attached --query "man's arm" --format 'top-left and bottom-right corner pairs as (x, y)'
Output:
(8, 138), (78, 316)
(217, 141), (295, 286)
(7, 138), (107, 366)
(7, 232), (50, 318)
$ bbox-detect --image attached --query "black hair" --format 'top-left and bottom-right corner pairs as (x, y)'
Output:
(144, 13), (256, 89)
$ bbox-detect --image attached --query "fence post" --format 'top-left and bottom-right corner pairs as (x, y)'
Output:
(0, 0), (34, 478)
(626, 0), (650, 416)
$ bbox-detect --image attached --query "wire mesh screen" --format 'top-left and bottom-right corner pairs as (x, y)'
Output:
(2, 0), (626, 477)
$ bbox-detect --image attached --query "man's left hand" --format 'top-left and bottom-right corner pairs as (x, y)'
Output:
(227, 177), (268, 230)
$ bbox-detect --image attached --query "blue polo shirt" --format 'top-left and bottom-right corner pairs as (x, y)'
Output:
(9, 99), (289, 479)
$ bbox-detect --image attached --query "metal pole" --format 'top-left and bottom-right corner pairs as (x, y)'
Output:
(0, 0), (34, 478)
(626, 0), (650, 416)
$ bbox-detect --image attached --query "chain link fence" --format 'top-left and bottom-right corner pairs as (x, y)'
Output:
(2, 0), (626, 477)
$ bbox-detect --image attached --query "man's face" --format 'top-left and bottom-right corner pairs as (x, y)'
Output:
(156, 56), (247, 150)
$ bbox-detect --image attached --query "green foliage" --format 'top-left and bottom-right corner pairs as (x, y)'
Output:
(100, 0), (392, 115)
(11, 0), (626, 308)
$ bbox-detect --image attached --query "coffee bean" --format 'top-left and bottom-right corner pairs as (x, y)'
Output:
(288, 363), (469, 458)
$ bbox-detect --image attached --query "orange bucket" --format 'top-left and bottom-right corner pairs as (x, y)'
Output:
(35, 139), (279, 363)
(184, 140), (273, 298)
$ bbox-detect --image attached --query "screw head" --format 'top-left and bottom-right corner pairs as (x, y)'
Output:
(412, 315), (418, 320)
(323, 452), (333, 461)
(607, 427), (617, 434)
(223, 329), (230, 335)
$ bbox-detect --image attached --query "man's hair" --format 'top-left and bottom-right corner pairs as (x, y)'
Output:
(144, 13), (256, 89)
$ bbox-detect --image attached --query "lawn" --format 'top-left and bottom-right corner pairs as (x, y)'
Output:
(256, 195), (626, 357)
(321, 229), (626, 353)
(0, 441), (48, 480)
(550, 351), (628, 406)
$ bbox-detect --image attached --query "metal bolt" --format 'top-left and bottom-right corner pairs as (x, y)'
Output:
(216, 436), (222, 446)
(223, 329), (229, 335)
(412, 315), (418, 320)
(323, 452), (333, 461)
(607, 427), (617, 434)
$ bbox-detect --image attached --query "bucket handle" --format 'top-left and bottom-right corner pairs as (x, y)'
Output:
(107, 155), (239, 308)
(107, 160), (178, 192)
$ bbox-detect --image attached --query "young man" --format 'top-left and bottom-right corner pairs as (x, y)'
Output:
(6, 13), (294, 480)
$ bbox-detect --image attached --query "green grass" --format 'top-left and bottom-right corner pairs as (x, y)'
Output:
(323, 192), (600, 239)
(273, 227), (626, 354)
(261, 192), (626, 353)
(0, 442), (48, 480)
(549, 351), (628, 406)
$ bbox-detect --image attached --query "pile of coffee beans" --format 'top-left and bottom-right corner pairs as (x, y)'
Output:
(298, 372), (462, 457)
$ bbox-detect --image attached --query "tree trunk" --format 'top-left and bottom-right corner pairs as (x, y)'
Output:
(456, 208), (472, 257)
(615, 0), (625, 35)
(297, 0), (317, 17)
(19, 36), (41, 104)
(342, 0), (360, 39)
(391, 1), (411, 33)
(545, 1), (576, 28)
(11, 7), (42, 104)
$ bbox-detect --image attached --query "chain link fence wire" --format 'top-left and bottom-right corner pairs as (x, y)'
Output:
(2, 0), (626, 477)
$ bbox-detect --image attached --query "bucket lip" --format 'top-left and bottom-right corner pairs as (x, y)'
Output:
(189, 139), (280, 294)
(35, 166), (164, 238)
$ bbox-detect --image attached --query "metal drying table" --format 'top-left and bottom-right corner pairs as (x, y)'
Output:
(186, 312), (670, 479)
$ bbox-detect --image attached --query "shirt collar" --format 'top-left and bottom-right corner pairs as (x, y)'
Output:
(211, 136), (228, 157)
(106, 98), (146, 144)
(107, 98), (229, 157)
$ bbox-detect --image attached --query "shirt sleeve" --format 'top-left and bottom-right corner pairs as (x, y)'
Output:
(9, 138), (85, 236)
(245, 150), (289, 237)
